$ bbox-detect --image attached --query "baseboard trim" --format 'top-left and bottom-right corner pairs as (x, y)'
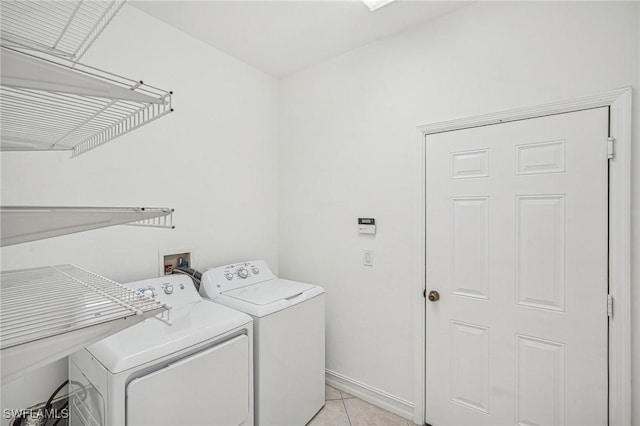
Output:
(325, 369), (415, 422)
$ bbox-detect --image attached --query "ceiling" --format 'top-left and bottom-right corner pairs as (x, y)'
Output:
(131, 1), (471, 78)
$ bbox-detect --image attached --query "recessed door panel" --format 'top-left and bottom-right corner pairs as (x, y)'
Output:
(449, 321), (490, 413)
(516, 140), (566, 175)
(516, 195), (565, 311)
(450, 149), (489, 179)
(516, 335), (566, 426)
(451, 197), (489, 299)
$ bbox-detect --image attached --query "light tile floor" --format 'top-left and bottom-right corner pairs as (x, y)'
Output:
(307, 385), (415, 426)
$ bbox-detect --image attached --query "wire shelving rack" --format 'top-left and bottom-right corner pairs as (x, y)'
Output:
(0, 206), (175, 247)
(1, 0), (125, 62)
(0, 1), (174, 157)
(0, 264), (171, 382)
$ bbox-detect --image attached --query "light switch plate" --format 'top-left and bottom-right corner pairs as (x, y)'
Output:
(363, 249), (374, 266)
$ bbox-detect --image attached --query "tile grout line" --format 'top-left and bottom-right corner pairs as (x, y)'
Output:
(341, 393), (353, 426)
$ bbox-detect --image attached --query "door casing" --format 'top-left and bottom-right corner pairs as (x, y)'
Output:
(413, 87), (632, 426)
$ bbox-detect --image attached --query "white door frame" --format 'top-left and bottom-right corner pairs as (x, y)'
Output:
(413, 87), (632, 426)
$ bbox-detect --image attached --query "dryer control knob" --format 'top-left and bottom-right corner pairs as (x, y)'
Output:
(225, 273), (234, 280)
(142, 287), (157, 298)
(251, 267), (259, 274)
(163, 284), (174, 295)
(237, 268), (249, 279)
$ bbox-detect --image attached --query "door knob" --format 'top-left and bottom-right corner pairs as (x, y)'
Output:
(428, 290), (440, 302)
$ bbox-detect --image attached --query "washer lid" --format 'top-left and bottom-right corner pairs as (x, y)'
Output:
(223, 279), (314, 305)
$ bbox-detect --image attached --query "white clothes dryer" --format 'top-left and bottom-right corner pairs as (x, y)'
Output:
(68, 274), (254, 426)
(200, 260), (325, 426)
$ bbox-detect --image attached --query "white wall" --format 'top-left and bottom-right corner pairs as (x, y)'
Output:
(0, 4), (279, 421)
(278, 0), (639, 421)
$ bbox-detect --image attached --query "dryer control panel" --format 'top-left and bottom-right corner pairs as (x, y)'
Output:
(125, 275), (200, 307)
(200, 260), (276, 299)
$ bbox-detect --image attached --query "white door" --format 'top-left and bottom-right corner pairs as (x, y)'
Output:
(425, 108), (609, 426)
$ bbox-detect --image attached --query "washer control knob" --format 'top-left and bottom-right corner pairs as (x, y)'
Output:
(225, 273), (234, 280)
(237, 268), (249, 279)
(142, 287), (157, 298)
(163, 284), (174, 295)
(251, 267), (259, 274)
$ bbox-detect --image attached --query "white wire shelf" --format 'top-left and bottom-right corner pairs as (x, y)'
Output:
(1, 206), (175, 247)
(1, 46), (174, 157)
(0, 0), (125, 62)
(0, 264), (171, 382)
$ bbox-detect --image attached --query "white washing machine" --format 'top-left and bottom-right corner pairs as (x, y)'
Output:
(68, 274), (254, 426)
(200, 260), (325, 426)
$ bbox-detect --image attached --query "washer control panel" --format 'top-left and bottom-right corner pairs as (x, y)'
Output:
(219, 261), (268, 282)
(200, 260), (275, 298)
(126, 275), (199, 306)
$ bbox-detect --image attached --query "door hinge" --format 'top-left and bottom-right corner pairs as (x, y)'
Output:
(607, 137), (615, 159)
(607, 294), (613, 318)
(423, 289), (426, 298)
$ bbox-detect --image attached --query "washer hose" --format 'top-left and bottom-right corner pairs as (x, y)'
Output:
(172, 267), (202, 291)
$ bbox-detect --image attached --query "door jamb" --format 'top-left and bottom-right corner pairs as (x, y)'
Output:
(413, 87), (632, 425)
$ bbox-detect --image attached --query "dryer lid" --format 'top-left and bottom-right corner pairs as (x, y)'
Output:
(84, 300), (252, 373)
(223, 279), (314, 306)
